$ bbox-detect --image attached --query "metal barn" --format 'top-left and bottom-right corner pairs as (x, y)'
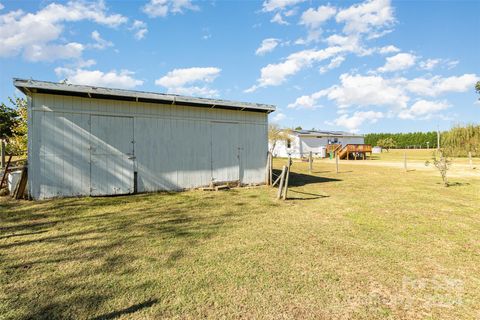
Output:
(14, 79), (275, 200)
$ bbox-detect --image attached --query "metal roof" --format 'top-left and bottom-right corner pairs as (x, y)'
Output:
(13, 78), (276, 114)
(293, 129), (364, 137)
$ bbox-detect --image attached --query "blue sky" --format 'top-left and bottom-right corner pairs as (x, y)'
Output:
(0, 0), (479, 133)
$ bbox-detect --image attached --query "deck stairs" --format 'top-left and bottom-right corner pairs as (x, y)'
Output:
(327, 144), (372, 160)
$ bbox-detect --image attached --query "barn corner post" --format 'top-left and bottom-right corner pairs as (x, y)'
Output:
(265, 151), (272, 185)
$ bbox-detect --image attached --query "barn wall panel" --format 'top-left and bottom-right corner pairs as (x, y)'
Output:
(29, 94), (268, 199)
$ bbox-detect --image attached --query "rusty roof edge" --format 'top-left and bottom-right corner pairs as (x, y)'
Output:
(13, 78), (276, 113)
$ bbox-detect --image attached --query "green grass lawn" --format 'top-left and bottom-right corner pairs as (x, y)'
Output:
(371, 148), (478, 164)
(1, 158), (479, 319)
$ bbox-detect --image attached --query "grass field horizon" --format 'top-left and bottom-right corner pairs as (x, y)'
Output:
(1, 149), (479, 319)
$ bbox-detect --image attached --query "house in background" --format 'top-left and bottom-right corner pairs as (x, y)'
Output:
(14, 78), (275, 200)
(271, 129), (366, 159)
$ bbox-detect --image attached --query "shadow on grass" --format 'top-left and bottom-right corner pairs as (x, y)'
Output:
(91, 299), (158, 320)
(288, 171), (341, 187)
(288, 190), (329, 201)
(447, 182), (470, 187)
(0, 191), (249, 319)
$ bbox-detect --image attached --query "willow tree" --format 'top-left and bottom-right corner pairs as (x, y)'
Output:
(268, 124), (292, 154)
(442, 124), (480, 157)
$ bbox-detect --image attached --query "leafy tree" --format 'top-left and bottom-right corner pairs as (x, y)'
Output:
(0, 101), (18, 139)
(294, 126), (302, 130)
(377, 137), (396, 152)
(425, 149), (451, 187)
(476, 81), (480, 99)
(0, 97), (28, 155)
(8, 97), (28, 155)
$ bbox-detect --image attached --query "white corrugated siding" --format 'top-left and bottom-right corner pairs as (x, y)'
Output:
(28, 94), (267, 199)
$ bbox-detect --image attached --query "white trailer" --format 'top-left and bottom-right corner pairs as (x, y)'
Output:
(271, 130), (365, 158)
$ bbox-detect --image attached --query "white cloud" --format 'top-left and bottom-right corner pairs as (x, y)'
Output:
(336, 0), (395, 36)
(246, 46), (343, 92)
(289, 71), (478, 129)
(255, 38), (280, 56)
(333, 111), (384, 132)
(0, 1), (127, 61)
(155, 67), (221, 97)
(419, 58), (441, 70)
(270, 12), (288, 25)
(378, 45), (400, 54)
(446, 60), (459, 69)
(325, 33), (373, 56)
(264, 0), (305, 25)
(130, 20), (148, 40)
(75, 59), (97, 68)
(156, 67), (220, 87)
(272, 112), (286, 122)
(23, 42), (84, 62)
(398, 100), (449, 119)
(319, 56), (345, 74)
(300, 5), (336, 29)
(0, 3), (4, 10)
(290, 73), (478, 112)
(404, 74), (479, 97)
(91, 30), (113, 50)
(262, 0), (305, 12)
(297, 5), (336, 43)
(418, 58), (459, 71)
(55, 67), (143, 89)
(378, 52), (416, 72)
(143, 0), (199, 18)
(288, 89), (329, 109)
(327, 73), (410, 109)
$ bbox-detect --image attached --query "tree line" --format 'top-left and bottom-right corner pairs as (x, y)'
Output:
(364, 131), (438, 149)
(364, 125), (480, 157)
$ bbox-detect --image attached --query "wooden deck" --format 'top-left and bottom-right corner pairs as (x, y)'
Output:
(327, 144), (372, 160)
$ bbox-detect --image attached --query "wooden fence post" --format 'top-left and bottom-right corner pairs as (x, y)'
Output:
(283, 157), (291, 200)
(404, 152), (407, 172)
(468, 151), (473, 170)
(309, 151), (312, 173)
(277, 166), (287, 199)
(1, 139), (5, 168)
(335, 153), (339, 173)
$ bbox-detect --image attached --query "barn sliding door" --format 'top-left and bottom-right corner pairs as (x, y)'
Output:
(211, 121), (240, 184)
(90, 115), (134, 196)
